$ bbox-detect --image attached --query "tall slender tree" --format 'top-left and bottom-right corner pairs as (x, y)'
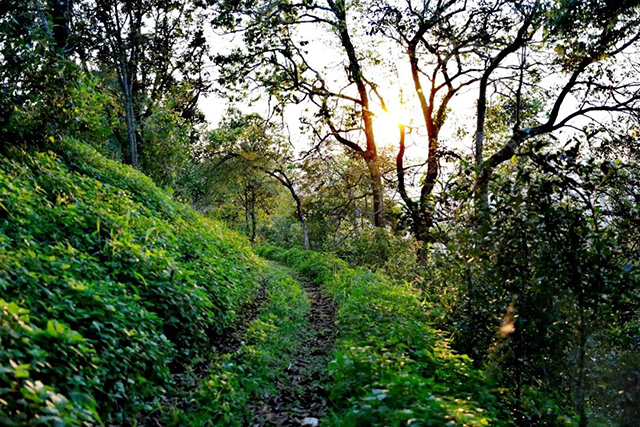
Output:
(83, 0), (211, 167)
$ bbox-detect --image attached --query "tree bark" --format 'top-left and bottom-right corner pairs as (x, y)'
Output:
(250, 189), (257, 243)
(121, 66), (139, 168)
(365, 156), (385, 227)
(576, 293), (588, 427)
(328, 0), (385, 226)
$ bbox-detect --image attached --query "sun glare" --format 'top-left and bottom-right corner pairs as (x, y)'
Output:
(372, 109), (409, 148)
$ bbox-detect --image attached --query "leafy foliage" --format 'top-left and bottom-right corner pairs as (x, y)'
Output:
(171, 266), (310, 426)
(258, 246), (508, 426)
(428, 150), (640, 425)
(0, 140), (262, 424)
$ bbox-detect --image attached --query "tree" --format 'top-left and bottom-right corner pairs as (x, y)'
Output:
(430, 138), (640, 425)
(213, 0), (389, 226)
(83, 0), (211, 167)
(0, 0), (121, 150)
(184, 110), (312, 246)
(369, 0), (640, 247)
(370, 0), (488, 246)
(262, 166), (311, 249)
(473, 0), (640, 201)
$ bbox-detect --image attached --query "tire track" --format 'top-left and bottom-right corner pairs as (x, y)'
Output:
(252, 273), (337, 426)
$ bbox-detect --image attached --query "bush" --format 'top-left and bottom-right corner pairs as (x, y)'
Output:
(328, 228), (420, 284)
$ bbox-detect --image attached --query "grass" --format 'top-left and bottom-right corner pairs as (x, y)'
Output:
(257, 246), (510, 427)
(168, 265), (311, 426)
(0, 139), (262, 424)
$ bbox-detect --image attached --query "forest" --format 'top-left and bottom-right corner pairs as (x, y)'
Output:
(1, 0), (639, 426)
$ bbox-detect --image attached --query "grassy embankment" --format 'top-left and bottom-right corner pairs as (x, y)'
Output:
(0, 140), (297, 425)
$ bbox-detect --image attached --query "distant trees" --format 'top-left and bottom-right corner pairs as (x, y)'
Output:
(213, 0), (389, 227)
(83, 0), (211, 169)
(185, 110), (312, 247)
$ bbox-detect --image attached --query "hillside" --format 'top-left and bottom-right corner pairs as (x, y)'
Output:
(0, 139), (264, 424)
(0, 141), (507, 425)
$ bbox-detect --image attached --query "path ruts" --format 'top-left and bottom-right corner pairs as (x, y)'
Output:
(172, 280), (268, 403)
(252, 271), (337, 426)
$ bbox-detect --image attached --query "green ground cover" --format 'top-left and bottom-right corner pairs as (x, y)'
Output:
(173, 265), (310, 426)
(258, 246), (509, 426)
(0, 140), (262, 424)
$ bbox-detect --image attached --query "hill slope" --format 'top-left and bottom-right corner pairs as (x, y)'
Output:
(1, 140), (508, 426)
(0, 139), (263, 424)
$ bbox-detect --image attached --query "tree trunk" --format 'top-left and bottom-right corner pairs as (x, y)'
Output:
(265, 169), (310, 249)
(365, 157), (385, 227)
(302, 221), (309, 250)
(330, 0), (385, 227)
(52, 0), (70, 51)
(397, 126), (431, 248)
(250, 190), (257, 243)
(121, 66), (139, 168)
(473, 20), (532, 211)
(576, 295), (588, 427)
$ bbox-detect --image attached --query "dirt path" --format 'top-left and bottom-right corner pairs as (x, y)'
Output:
(152, 280), (268, 422)
(252, 274), (337, 426)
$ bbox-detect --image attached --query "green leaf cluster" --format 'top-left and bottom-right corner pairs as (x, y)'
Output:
(0, 139), (262, 424)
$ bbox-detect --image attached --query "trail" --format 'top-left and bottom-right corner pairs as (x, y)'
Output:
(166, 280), (268, 412)
(252, 272), (337, 426)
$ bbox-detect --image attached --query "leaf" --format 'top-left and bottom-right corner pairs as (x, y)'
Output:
(46, 320), (66, 337)
(6, 302), (21, 316)
(14, 364), (30, 379)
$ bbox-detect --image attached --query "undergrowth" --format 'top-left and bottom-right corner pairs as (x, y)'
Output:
(257, 246), (509, 427)
(0, 139), (262, 424)
(168, 265), (310, 426)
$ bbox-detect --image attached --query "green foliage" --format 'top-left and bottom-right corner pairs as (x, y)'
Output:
(258, 214), (304, 248)
(166, 266), (310, 426)
(139, 101), (194, 188)
(257, 246), (509, 426)
(0, 299), (100, 425)
(184, 109), (288, 241)
(0, 140), (262, 424)
(329, 228), (420, 284)
(2, 59), (119, 151)
(429, 152), (640, 425)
